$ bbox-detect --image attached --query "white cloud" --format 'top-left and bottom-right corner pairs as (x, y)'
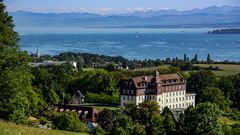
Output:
(134, 7), (144, 11)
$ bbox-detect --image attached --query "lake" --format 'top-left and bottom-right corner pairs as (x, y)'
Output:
(18, 28), (240, 61)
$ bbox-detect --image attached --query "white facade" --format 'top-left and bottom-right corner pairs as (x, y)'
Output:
(120, 90), (195, 111)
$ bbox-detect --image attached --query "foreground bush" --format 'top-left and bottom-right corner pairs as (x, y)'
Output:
(50, 112), (87, 133)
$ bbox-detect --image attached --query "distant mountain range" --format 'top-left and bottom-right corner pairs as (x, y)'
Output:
(10, 6), (240, 28)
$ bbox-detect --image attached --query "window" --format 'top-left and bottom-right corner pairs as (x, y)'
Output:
(123, 89), (125, 94)
(170, 99), (172, 103)
(127, 96), (129, 100)
(159, 98), (161, 101)
(173, 92), (175, 96)
(179, 91), (181, 95)
(131, 96), (133, 101)
(170, 92), (172, 97)
(173, 105), (175, 108)
(176, 91), (178, 96)
(123, 96), (125, 100)
(127, 90), (129, 94)
(179, 104), (181, 108)
(131, 90), (134, 94)
(179, 85), (182, 89)
(182, 103), (184, 107)
(179, 97), (181, 101)
(182, 97), (184, 101)
(186, 96), (188, 100)
(176, 104), (178, 108)
(186, 103), (188, 106)
(169, 105), (171, 109)
(166, 99), (168, 103)
(139, 96), (140, 100)
(176, 98), (178, 102)
(173, 98), (175, 103)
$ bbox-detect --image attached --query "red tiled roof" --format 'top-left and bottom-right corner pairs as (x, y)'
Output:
(131, 73), (184, 88)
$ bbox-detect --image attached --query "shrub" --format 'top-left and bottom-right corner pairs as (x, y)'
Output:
(50, 112), (87, 133)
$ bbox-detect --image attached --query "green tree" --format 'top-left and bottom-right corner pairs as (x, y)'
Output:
(183, 103), (223, 135)
(94, 125), (106, 135)
(207, 53), (212, 64)
(191, 53), (198, 63)
(0, 0), (42, 124)
(111, 127), (127, 135)
(132, 123), (146, 135)
(161, 107), (176, 134)
(67, 70), (116, 95)
(187, 71), (215, 103)
(112, 112), (133, 135)
(202, 87), (229, 110)
(137, 101), (163, 135)
(218, 76), (235, 102)
(50, 112), (87, 133)
(184, 54), (187, 62)
(97, 109), (114, 132)
(31, 67), (60, 104)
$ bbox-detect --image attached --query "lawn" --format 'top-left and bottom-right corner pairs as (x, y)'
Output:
(0, 120), (87, 135)
(81, 103), (120, 111)
(194, 64), (240, 76)
(220, 116), (239, 125)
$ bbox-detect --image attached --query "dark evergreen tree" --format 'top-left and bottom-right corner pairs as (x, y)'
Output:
(207, 53), (212, 64)
(184, 54), (187, 62)
(191, 53), (198, 63)
(183, 103), (223, 135)
(187, 71), (215, 103)
(97, 109), (114, 132)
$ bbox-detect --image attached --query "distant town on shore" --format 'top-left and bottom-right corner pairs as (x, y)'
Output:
(208, 28), (240, 34)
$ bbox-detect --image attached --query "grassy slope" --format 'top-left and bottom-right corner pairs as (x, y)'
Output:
(194, 64), (240, 76)
(0, 120), (87, 135)
(220, 116), (239, 125)
(131, 64), (240, 76)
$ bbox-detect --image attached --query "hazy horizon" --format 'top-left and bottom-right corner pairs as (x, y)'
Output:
(5, 0), (240, 14)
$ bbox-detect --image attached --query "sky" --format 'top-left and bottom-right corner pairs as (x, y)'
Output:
(4, 0), (240, 14)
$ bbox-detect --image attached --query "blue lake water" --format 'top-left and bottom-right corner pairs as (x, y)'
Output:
(19, 28), (240, 61)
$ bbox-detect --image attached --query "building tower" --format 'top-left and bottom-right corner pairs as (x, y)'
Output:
(36, 49), (40, 59)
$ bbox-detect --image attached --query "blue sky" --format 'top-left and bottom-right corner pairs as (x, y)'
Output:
(4, 0), (240, 14)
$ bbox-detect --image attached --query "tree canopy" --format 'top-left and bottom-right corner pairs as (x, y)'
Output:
(0, 0), (43, 124)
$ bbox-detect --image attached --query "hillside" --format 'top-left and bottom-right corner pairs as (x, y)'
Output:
(0, 120), (87, 135)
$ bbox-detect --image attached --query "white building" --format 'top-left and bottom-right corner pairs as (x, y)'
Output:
(118, 71), (195, 111)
